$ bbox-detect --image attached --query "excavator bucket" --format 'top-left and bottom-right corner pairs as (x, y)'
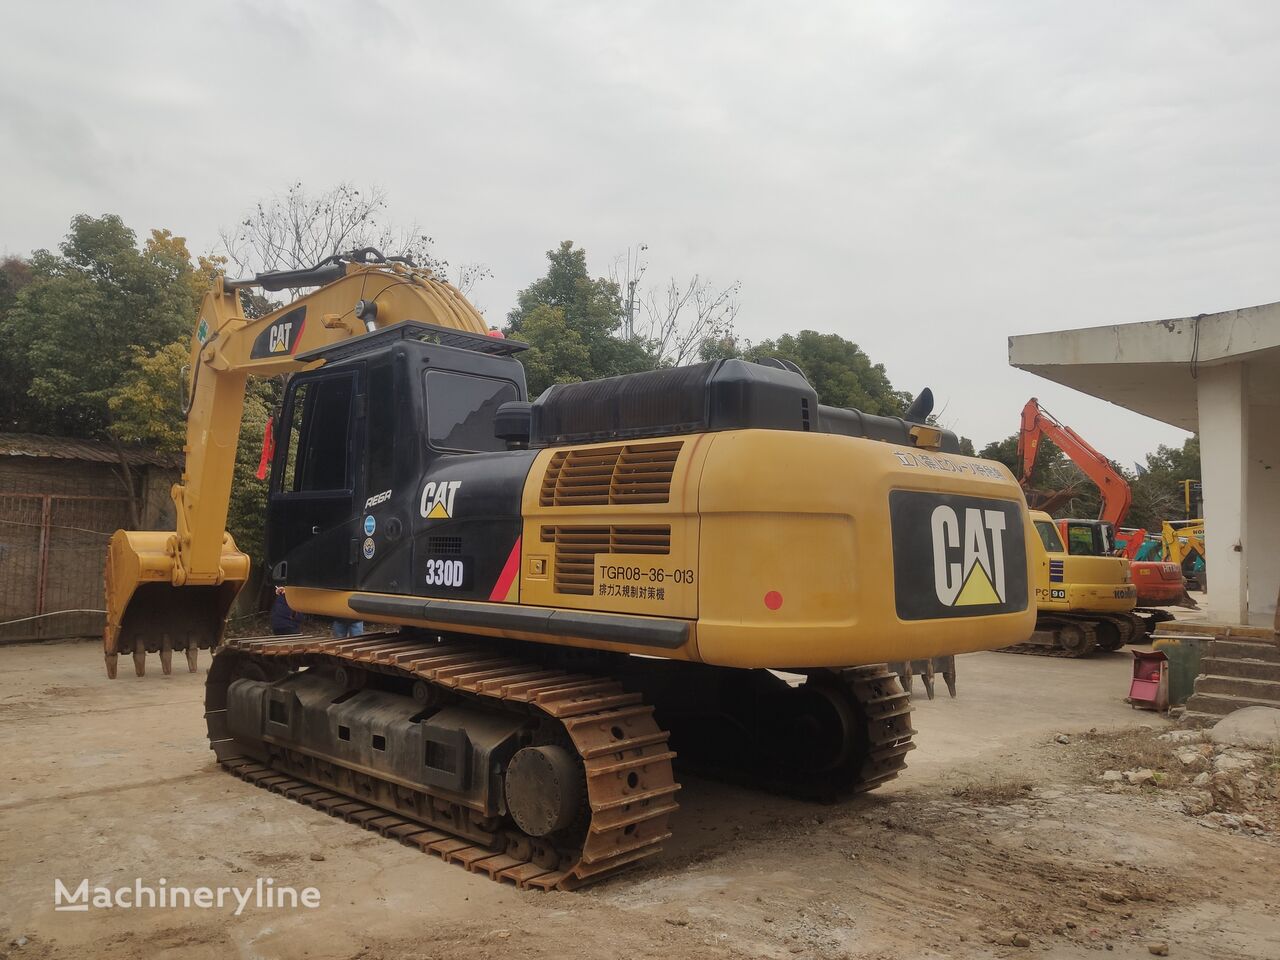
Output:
(103, 530), (249, 679)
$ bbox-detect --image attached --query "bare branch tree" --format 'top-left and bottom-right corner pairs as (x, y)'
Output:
(608, 244), (649, 340)
(454, 262), (494, 299)
(217, 182), (491, 305)
(639, 275), (741, 367)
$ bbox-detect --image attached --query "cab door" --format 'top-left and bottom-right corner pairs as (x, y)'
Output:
(267, 367), (362, 589)
(354, 356), (417, 595)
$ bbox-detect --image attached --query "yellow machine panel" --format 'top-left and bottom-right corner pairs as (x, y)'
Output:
(1030, 510), (1136, 614)
(696, 431), (1037, 668)
(519, 436), (710, 621)
(520, 427), (1038, 669)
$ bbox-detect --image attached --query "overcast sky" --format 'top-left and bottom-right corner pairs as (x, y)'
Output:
(3, 1), (1277, 459)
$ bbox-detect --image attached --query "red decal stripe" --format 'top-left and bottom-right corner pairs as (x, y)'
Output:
(289, 316), (307, 355)
(488, 536), (521, 602)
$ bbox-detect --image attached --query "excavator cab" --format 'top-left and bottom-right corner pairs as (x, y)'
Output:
(265, 322), (531, 601)
(1055, 518), (1116, 557)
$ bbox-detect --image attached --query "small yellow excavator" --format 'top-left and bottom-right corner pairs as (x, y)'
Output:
(998, 509), (1142, 656)
(1163, 518), (1206, 592)
(104, 250), (1037, 889)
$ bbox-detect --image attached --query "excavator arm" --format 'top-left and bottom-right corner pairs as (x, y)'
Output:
(1017, 397), (1133, 529)
(103, 252), (490, 678)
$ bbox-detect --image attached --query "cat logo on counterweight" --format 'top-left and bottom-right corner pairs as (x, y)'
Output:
(930, 505), (1007, 606)
(889, 491), (1028, 621)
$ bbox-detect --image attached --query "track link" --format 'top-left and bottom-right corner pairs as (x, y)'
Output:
(999, 615), (1100, 657)
(206, 632), (680, 890)
(837, 665), (917, 792)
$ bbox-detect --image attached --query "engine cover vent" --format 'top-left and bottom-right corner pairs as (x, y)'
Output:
(541, 524), (671, 595)
(539, 442), (681, 507)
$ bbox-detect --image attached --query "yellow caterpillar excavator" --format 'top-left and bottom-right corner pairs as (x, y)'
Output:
(104, 250), (1037, 890)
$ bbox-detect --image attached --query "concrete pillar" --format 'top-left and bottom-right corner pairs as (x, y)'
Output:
(1197, 362), (1249, 624)
(1246, 402), (1280, 627)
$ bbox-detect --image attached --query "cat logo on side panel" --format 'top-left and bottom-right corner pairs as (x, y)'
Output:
(419, 480), (462, 520)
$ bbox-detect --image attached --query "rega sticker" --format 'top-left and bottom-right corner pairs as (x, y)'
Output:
(364, 489), (392, 510)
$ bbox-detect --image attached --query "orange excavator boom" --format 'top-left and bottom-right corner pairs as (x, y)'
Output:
(1017, 398), (1132, 529)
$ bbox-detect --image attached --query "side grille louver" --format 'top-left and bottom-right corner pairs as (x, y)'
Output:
(540, 442), (681, 507)
(542, 525), (672, 595)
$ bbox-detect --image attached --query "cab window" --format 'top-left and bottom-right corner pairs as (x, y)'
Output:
(1034, 520), (1064, 553)
(425, 370), (518, 453)
(278, 374), (354, 492)
(1066, 524), (1095, 556)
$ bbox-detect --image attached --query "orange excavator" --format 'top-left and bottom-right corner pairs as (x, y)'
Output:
(1018, 399), (1189, 615)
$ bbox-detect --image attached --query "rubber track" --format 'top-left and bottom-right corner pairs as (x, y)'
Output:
(1094, 612), (1145, 649)
(1000, 615), (1100, 658)
(208, 633), (680, 891)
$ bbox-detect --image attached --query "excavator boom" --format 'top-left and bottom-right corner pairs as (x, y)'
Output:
(1018, 398), (1132, 528)
(104, 253), (489, 677)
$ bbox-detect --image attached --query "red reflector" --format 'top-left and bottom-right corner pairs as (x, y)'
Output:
(764, 591), (783, 610)
(255, 415), (275, 481)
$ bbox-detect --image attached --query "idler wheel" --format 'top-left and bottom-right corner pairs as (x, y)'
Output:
(504, 745), (582, 837)
(335, 665), (367, 690)
(1058, 623), (1090, 655)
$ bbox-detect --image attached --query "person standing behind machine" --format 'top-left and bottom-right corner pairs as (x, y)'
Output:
(270, 586), (304, 636)
(331, 617), (364, 639)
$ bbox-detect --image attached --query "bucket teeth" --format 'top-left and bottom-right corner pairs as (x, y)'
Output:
(889, 656), (957, 700)
(160, 635), (173, 675)
(104, 652), (118, 680)
(133, 642), (147, 677)
(186, 636), (199, 673)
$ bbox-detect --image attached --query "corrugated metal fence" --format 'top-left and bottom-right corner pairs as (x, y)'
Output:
(0, 491), (131, 642)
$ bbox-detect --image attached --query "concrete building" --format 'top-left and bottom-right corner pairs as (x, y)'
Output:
(1009, 301), (1280, 629)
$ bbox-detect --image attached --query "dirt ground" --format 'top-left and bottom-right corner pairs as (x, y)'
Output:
(1, 637), (1277, 960)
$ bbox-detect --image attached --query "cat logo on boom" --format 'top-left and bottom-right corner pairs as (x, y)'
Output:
(249, 306), (307, 359)
(420, 480), (462, 520)
(268, 321), (294, 353)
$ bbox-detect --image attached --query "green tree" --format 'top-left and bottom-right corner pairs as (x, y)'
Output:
(226, 381), (276, 563)
(107, 340), (189, 453)
(1127, 436), (1201, 530)
(507, 241), (651, 395)
(706, 330), (914, 416)
(1, 215), (200, 437)
(0, 256), (37, 430)
(106, 331), (280, 565)
(743, 331), (912, 415)
(978, 428), (1201, 529)
(979, 432), (1103, 518)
